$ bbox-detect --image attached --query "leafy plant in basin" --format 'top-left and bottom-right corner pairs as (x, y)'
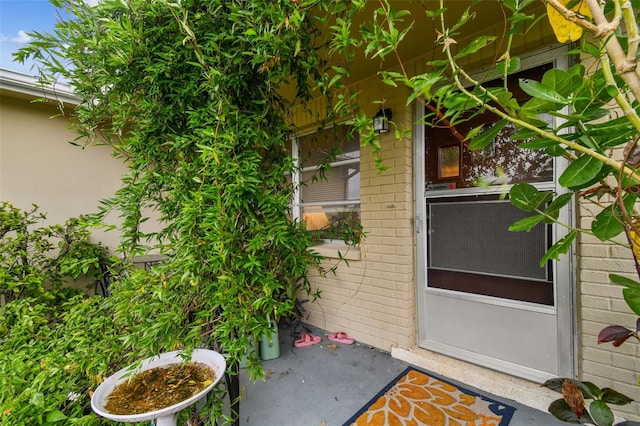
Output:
(543, 378), (633, 425)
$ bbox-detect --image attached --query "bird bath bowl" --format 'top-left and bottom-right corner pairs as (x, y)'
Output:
(91, 349), (226, 426)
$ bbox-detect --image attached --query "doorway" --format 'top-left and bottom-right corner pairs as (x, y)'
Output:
(414, 49), (575, 382)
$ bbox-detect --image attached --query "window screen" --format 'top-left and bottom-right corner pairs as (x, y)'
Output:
(428, 199), (548, 281)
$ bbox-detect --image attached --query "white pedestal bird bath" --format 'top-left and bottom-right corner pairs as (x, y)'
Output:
(91, 349), (226, 426)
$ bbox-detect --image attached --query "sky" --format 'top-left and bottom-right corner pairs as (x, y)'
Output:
(0, 0), (64, 75)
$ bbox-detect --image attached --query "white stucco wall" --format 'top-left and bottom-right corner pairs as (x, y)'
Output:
(0, 73), (127, 250)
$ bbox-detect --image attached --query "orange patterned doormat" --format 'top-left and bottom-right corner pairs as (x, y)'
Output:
(343, 367), (516, 426)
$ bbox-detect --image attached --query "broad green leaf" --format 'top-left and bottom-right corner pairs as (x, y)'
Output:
(582, 42), (602, 58)
(501, 0), (519, 12)
(543, 378), (597, 398)
(600, 388), (634, 405)
(577, 134), (602, 151)
(558, 155), (604, 188)
(540, 230), (577, 266)
(509, 183), (539, 211)
(601, 132), (640, 149)
(511, 128), (539, 140)
(548, 399), (579, 423)
(495, 90), (520, 112)
(543, 192), (574, 222)
(606, 84), (620, 97)
(455, 36), (497, 59)
(496, 56), (521, 74)
(548, 399), (594, 424)
(622, 288), (640, 316)
(45, 410), (68, 422)
(451, 7), (475, 33)
(520, 95), (562, 114)
(545, 144), (567, 157)
(541, 68), (574, 98)
(567, 166), (611, 191)
(609, 273), (640, 291)
(426, 59), (448, 68)
(592, 195), (636, 240)
(519, 78), (569, 104)
(586, 117), (636, 149)
(425, 8), (446, 18)
(468, 119), (507, 150)
(589, 400), (614, 426)
(465, 124), (485, 142)
(508, 13), (534, 34)
(509, 214), (545, 232)
(542, 378), (565, 393)
(592, 207), (625, 240)
(30, 391), (44, 408)
(567, 62), (586, 80)
(579, 381), (601, 400)
(509, 183), (552, 211)
(406, 74), (445, 103)
(444, 93), (477, 110)
(621, 174), (640, 188)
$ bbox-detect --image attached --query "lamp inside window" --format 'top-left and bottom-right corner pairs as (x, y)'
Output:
(303, 206), (331, 231)
(373, 108), (392, 134)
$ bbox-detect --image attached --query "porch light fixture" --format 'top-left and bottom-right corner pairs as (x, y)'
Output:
(373, 107), (392, 134)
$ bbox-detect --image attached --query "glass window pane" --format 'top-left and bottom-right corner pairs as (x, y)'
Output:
(425, 64), (554, 190)
(465, 121), (552, 186)
(439, 145), (460, 178)
(302, 205), (361, 242)
(295, 125), (361, 243)
(301, 163), (360, 204)
(299, 126), (359, 168)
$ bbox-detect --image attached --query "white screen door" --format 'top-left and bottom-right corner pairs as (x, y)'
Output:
(414, 50), (575, 382)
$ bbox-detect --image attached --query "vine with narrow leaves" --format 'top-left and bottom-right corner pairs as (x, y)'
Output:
(5, 0), (376, 424)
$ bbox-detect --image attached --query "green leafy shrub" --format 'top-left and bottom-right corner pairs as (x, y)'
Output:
(543, 378), (634, 426)
(0, 294), (124, 425)
(0, 201), (109, 303)
(0, 202), (123, 425)
(14, 0), (358, 423)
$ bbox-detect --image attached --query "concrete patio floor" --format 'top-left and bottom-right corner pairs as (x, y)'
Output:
(238, 324), (566, 426)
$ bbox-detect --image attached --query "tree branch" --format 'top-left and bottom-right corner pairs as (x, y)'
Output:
(583, 0), (640, 102)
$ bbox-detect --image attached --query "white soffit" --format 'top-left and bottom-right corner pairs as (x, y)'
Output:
(0, 68), (78, 106)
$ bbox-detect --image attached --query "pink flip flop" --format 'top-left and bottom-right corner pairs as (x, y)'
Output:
(328, 331), (355, 345)
(294, 333), (321, 348)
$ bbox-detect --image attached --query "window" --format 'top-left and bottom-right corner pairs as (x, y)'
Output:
(291, 125), (361, 244)
(425, 63), (555, 191)
(424, 63), (556, 305)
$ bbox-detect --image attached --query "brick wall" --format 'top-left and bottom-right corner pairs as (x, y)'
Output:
(297, 77), (416, 351)
(578, 198), (640, 419)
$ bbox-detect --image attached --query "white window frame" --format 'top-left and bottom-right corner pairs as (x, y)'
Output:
(290, 125), (362, 258)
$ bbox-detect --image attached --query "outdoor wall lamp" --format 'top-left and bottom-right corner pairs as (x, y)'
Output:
(373, 107), (392, 134)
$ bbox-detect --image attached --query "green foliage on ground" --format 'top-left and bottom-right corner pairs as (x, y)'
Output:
(0, 202), (120, 424)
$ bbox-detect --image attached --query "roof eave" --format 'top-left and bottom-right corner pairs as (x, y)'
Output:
(0, 68), (79, 106)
